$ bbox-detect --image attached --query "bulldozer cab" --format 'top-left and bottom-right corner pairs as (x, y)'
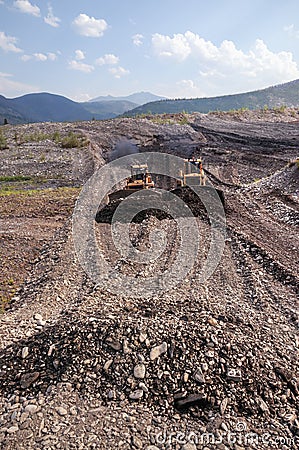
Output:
(186, 158), (203, 172)
(130, 164), (148, 181)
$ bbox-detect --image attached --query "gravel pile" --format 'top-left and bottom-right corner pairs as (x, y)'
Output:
(0, 113), (298, 449)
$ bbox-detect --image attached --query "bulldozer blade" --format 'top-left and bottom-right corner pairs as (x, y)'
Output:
(167, 186), (225, 208)
(108, 189), (137, 203)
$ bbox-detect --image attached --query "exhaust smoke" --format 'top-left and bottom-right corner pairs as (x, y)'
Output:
(109, 139), (139, 162)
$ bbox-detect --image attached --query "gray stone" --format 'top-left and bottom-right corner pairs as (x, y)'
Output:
(134, 363), (146, 379)
(21, 347), (29, 359)
(7, 426), (19, 433)
(106, 337), (122, 351)
(150, 342), (167, 360)
(103, 359), (113, 371)
(181, 444), (197, 450)
(56, 407), (67, 416)
(193, 369), (205, 384)
(129, 390), (144, 400)
(132, 435), (142, 448)
(20, 372), (40, 389)
(220, 397), (228, 415)
(25, 404), (38, 414)
(108, 390), (116, 400)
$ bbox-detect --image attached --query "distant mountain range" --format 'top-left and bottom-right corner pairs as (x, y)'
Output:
(0, 93), (92, 124)
(89, 91), (166, 105)
(0, 91), (165, 124)
(1, 80), (299, 125)
(123, 79), (299, 116)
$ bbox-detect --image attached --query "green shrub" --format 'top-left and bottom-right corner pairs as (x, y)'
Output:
(0, 175), (32, 182)
(61, 132), (88, 148)
(0, 131), (8, 150)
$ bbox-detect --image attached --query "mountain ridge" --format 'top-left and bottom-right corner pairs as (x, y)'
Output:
(1, 80), (299, 125)
(122, 79), (299, 116)
(89, 91), (166, 105)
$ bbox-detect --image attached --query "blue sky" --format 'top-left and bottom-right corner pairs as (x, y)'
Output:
(1, 0), (299, 101)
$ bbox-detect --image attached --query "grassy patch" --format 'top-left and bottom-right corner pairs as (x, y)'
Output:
(61, 132), (89, 149)
(0, 175), (33, 182)
(0, 185), (81, 197)
(0, 278), (16, 313)
(0, 131), (8, 150)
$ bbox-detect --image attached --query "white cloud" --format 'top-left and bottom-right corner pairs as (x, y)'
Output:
(13, 0), (40, 17)
(152, 32), (192, 61)
(0, 31), (22, 53)
(33, 52), (47, 61)
(95, 53), (119, 65)
(44, 5), (60, 27)
(69, 60), (94, 73)
(175, 79), (206, 98)
(132, 34), (144, 46)
(72, 14), (108, 37)
(71, 93), (92, 102)
(20, 54), (31, 61)
(47, 52), (57, 61)
(109, 66), (130, 79)
(152, 32), (299, 93)
(284, 24), (299, 39)
(75, 49), (85, 61)
(0, 72), (38, 97)
(21, 52), (58, 62)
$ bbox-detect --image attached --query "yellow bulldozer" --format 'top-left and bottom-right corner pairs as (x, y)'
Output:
(175, 157), (225, 206)
(108, 164), (155, 202)
(177, 158), (207, 187)
(107, 158), (224, 206)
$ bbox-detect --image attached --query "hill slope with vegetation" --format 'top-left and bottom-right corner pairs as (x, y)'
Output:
(123, 79), (299, 116)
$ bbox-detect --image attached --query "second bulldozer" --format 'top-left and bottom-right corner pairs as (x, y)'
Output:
(108, 164), (155, 202)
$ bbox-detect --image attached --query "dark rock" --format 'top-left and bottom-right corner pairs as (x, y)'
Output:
(174, 393), (208, 410)
(20, 372), (40, 389)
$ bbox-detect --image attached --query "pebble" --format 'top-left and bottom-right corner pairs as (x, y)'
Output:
(139, 382), (148, 393)
(123, 339), (130, 354)
(139, 333), (147, 343)
(69, 406), (77, 416)
(7, 426), (19, 434)
(21, 347), (29, 359)
(20, 372), (40, 389)
(24, 404), (38, 414)
(56, 407), (67, 416)
(132, 435), (142, 448)
(106, 337), (122, 351)
(208, 317), (218, 327)
(129, 390), (144, 400)
(193, 368), (205, 384)
(37, 318), (46, 327)
(108, 390), (116, 400)
(220, 397), (228, 415)
(181, 444), (197, 450)
(134, 363), (146, 379)
(256, 396), (269, 413)
(150, 342), (167, 360)
(34, 313), (43, 322)
(103, 359), (113, 371)
(174, 393), (207, 410)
